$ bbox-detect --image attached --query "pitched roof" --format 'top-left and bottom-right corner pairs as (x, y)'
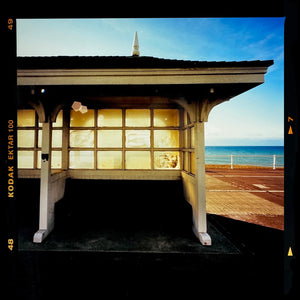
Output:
(17, 56), (273, 69)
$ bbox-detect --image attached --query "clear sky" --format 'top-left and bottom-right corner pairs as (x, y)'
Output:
(16, 18), (284, 146)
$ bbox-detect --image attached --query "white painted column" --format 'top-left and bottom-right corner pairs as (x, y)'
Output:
(193, 121), (211, 245)
(33, 121), (54, 243)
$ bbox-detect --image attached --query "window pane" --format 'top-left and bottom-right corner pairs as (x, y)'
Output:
(18, 130), (35, 147)
(126, 130), (150, 148)
(17, 110), (35, 127)
(97, 151), (122, 169)
(98, 130), (122, 148)
(154, 151), (180, 169)
(190, 152), (195, 174)
(69, 151), (94, 169)
(183, 151), (189, 171)
(125, 109), (150, 127)
(154, 130), (179, 148)
(70, 109), (95, 127)
(18, 151), (34, 168)
(53, 110), (63, 127)
(125, 151), (151, 169)
(190, 126), (195, 148)
(98, 109), (122, 127)
(38, 130), (62, 148)
(153, 109), (179, 127)
(70, 130), (94, 148)
(37, 150), (62, 169)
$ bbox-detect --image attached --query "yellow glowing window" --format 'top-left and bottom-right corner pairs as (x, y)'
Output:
(98, 109), (122, 127)
(17, 110), (35, 127)
(97, 151), (122, 169)
(37, 151), (62, 169)
(153, 109), (179, 127)
(98, 130), (122, 148)
(190, 126), (195, 148)
(18, 151), (34, 168)
(125, 130), (150, 148)
(183, 152), (189, 171)
(154, 130), (179, 148)
(38, 130), (62, 148)
(70, 110), (95, 127)
(125, 151), (151, 169)
(125, 109), (150, 127)
(190, 152), (196, 174)
(154, 151), (180, 169)
(69, 130), (94, 148)
(18, 130), (35, 148)
(69, 151), (94, 169)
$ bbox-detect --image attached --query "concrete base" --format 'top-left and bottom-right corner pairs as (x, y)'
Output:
(33, 229), (52, 243)
(192, 226), (212, 246)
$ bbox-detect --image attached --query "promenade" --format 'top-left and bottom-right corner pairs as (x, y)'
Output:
(205, 166), (284, 230)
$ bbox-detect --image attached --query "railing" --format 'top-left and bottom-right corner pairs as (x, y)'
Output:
(205, 155), (284, 169)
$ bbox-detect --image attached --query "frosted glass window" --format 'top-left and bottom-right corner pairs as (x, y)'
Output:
(154, 151), (180, 169)
(98, 109), (122, 127)
(190, 152), (196, 174)
(98, 130), (122, 148)
(70, 130), (94, 148)
(17, 110), (35, 127)
(126, 130), (150, 148)
(18, 130), (35, 147)
(70, 109), (95, 127)
(154, 130), (179, 148)
(190, 126), (195, 148)
(125, 109), (150, 127)
(97, 151), (122, 169)
(153, 109), (179, 127)
(38, 130), (62, 148)
(18, 151), (34, 168)
(125, 151), (151, 169)
(53, 110), (63, 127)
(183, 152), (189, 171)
(69, 151), (94, 169)
(37, 151), (62, 169)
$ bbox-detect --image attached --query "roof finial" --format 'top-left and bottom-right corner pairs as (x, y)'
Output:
(131, 31), (140, 56)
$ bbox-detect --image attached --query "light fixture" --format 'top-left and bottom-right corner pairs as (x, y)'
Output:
(41, 88), (45, 94)
(210, 88), (214, 94)
(71, 101), (88, 114)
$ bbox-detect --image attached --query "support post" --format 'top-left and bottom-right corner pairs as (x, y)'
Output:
(273, 154), (276, 170)
(192, 121), (211, 245)
(33, 121), (54, 243)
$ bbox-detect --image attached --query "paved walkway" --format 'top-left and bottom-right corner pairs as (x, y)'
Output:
(205, 168), (284, 230)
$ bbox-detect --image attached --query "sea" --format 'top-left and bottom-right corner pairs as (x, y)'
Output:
(205, 146), (284, 167)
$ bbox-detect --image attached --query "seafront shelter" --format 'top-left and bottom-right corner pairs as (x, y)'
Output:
(17, 41), (273, 245)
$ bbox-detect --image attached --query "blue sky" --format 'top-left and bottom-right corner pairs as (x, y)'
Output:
(17, 18), (284, 146)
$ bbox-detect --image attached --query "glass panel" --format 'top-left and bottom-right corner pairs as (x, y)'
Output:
(125, 109), (150, 127)
(18, 130), (35, 147)
(153, 109), (179, 127)
(69, 151), (94, 169)
(38, 130), (63, 148)
(190, 152), (195, 174)
(70, 130), (94, 148)
(125, 151), (151, 169)
(98, 109), (122, 127)
(183, 151), (189, 171)
(37, 151), (62, 168)
(98, 130), (122, 148)
(18, 151), (34, 168)
(154, 151), (180, 169)
(17, 110), (35, 127)
(53, 110), (63, 127)
(70, 109), (95, 127)
(154, 130), (179, 148)
(126, 130), (150, 148)
(190, 126), (195, 148)
(97, 151), (122, 169)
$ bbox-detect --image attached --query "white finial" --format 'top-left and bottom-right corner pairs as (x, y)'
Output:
(131, 31), (140, 56)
